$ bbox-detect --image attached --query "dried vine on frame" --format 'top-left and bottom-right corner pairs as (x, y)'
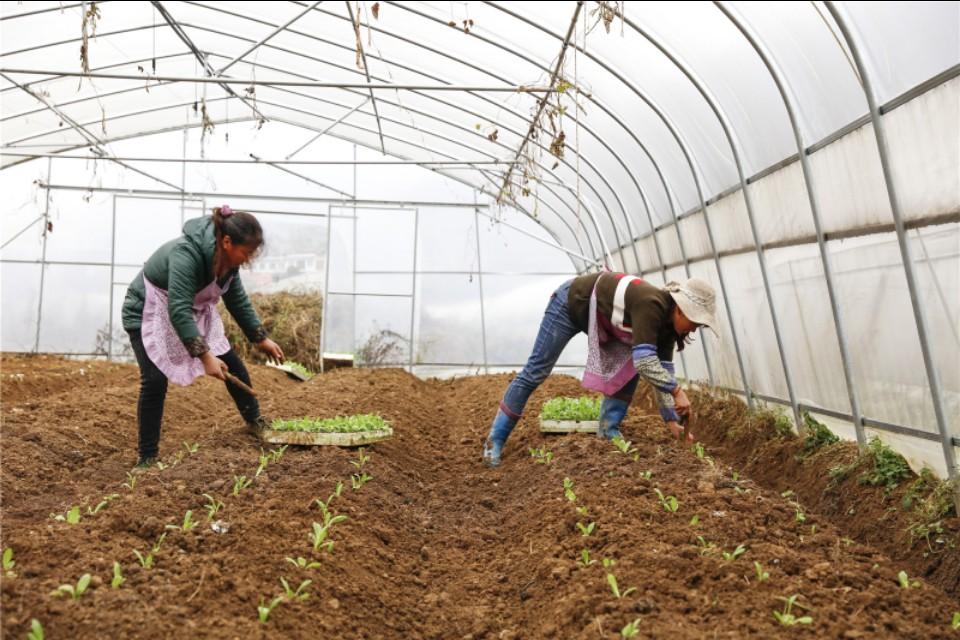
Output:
(79, 1), (102, 86)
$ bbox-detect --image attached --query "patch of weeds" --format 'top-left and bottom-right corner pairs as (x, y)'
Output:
(859, 437), (911, 491)
(798, 412), (839, 459)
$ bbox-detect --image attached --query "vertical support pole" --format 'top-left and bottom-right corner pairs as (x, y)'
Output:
(474, 191), (490, 374)
(409, 208), (420, 373)
(108, 195), (117, 359)
(33, 157), (52, 353)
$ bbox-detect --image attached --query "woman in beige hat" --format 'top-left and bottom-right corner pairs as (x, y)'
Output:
(482, 272), (717, 468)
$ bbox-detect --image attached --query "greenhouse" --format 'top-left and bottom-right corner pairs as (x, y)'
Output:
(1, 1), (958, 637)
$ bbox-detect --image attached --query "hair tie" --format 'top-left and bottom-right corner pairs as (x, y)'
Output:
(221, 204), (234, 218)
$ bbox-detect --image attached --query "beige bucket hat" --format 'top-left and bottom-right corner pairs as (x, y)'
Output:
(665, 278), (718, 335)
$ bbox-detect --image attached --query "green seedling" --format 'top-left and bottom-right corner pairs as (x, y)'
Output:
(773, 595), (812, 626)
(793, 502), (806, 523)
(722, 544), (747, 562)
(640, 470), (653, 480)
(203, 494), (224, 521)
(754, 561), (770, 582)
(27, 619), (44, 640)
(579, 549), (596, 567)
(563, 477), (577, 502)
(351, 472), (373, 490)
(576, 506), (590, 516)
(165, 510), (196, 532)
(156, 461), (168, 471)
(620, 618), (642, 638)
(51, 505), (82, 524)
(280, 577), (312, 602)
(152, 532), (167, 554)
(689, 515), (700, 526)
(540, 396), (601, 421)
(576, 521), (596, 537)
(256, 451), (271, 477)
(351, 448), (370, 470)
(611, 436), (637, 456)
(3, 547), (15, 577)
(309, 522), (335, 553)
(654, 488), (679, 513)
(606, 571), (636, 599)
(271, 414), (391, 434)
(314, 499), (348, 529)
(51, 573), (92, 600)
(233, 475), (253, 496)
(732, 471), (740, 482)
(952, 612), (960, 630)
(529, 446), (554, 464)
(897, 570), (920, 589)
(183, 441), (200, 454)
(133, 549), (154, 569)
(257, 595), (284, 623)
(696, 536), (717, 556)
(692, 442), (706, 458)
(270, 445), (288, 463)
(603, 558), (616, 569)
(87, 494), (120, 516)
(111, 561), (125, 588)
(172, 451), (185, 467)
(286, 556), (322, 570)
(780, 489), (795, 499)
(123, 471), (139, 490)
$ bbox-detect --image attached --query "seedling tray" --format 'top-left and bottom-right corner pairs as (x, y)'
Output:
(539, 418), (600, 434)
(260, 428), (393, 446)
(261, 415), (393, 447)
(265, 361), (311, 382)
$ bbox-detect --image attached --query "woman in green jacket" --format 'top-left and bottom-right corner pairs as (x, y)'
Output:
(122, 206), (284, 467)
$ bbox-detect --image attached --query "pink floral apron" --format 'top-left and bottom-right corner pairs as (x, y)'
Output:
(582, 273), (642, 396)
(141, 276), (232, 386)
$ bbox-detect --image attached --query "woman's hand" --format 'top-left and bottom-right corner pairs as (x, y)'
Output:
(667, 420), (695, 443)
(673, 387), (691, 418)
(258, 338), (284, 363)
(201, 352), (227, 381)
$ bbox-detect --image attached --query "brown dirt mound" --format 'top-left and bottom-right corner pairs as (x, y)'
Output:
(1, 357), (958, 639)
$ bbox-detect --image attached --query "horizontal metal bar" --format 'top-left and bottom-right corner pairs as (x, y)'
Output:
(0, 151), (519, 166)
(0, 68), (557, 92)
(38, 183), (485, 208)
(1, 258), (143, 268)
(652, 210), (960, 271)
(617, 63), (960, 253)
(717, 386), (960, 447)
(327, 291), (413, 298)
(353, 270), (572, 276)
(358, 362), (585, 369)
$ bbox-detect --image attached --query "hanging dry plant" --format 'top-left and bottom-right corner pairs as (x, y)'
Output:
(200, 97), (215, 157)
(371, 2), (379, 19)
(351, 1), (365, 70)
(588, 1), (624, 36)
(79, 1), (102, 85)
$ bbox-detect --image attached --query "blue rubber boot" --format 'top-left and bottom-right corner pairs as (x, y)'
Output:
(482, 409), (518, 468)
(598, 397), (630, 440)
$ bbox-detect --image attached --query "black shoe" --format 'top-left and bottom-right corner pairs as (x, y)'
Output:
(246, 416), (268, 437)
(134, 455), (157, 471)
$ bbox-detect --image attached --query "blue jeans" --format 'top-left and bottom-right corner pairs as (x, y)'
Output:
(501, 279), (583, 417)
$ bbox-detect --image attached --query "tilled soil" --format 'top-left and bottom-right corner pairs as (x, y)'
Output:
(1, 355), (958, 638)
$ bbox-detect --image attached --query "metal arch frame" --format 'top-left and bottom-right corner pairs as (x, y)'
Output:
(613, 11), (800, 425)
(18, 103), (599, 270)
(482, 1), (718, 385)
(1, 83), (598, 270)
(199, 0), (626, 268)
(0, 53), (609, 271)
(370, 0), (636, 270)
(0, 9), (621, 272)
(343, 1), (386, 154)
(824, 2), (958, 488)
(714, 2), (867, 449)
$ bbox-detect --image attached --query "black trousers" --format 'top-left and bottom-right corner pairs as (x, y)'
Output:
(128, 329), (259, 459)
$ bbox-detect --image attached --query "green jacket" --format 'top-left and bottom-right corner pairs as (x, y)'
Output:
(122, 217), (265, 354)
